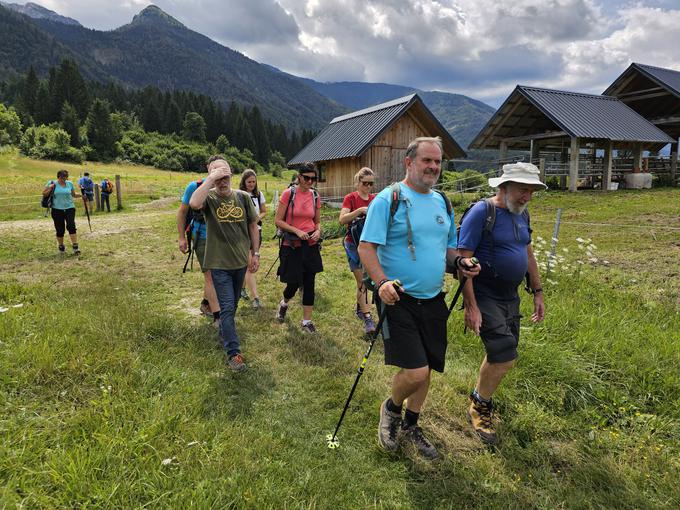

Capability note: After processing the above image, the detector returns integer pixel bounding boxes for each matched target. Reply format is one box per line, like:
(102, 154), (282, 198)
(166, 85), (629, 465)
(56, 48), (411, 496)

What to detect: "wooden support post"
(670, 141), (678, 187)
(115, 174), (123, 210)
(569, 137), (580, 192)
(633, 144), (643, 171)
(539, 158), (545, 183)
(603, 140), (613, 191)
(530, 140), (539, 163)
(499, 141), (508, 164)
(94, 184), (101, 211)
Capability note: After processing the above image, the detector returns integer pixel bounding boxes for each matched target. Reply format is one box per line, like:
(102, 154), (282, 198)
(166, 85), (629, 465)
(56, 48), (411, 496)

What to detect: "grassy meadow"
(0, 153), (679, 508)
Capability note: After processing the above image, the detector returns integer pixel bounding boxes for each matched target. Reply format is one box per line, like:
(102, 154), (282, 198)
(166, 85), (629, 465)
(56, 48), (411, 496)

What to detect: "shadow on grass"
(202, 364), (277, 420)
(279, 321), (348, 371)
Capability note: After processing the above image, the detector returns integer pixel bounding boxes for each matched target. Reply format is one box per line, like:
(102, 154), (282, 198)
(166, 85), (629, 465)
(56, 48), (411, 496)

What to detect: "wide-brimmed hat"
(488, 162), (547, 189)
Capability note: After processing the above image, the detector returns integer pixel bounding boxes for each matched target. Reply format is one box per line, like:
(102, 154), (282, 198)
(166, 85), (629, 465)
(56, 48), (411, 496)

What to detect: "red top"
(342, 191), (375, 243)
(279, 187), (322, 246)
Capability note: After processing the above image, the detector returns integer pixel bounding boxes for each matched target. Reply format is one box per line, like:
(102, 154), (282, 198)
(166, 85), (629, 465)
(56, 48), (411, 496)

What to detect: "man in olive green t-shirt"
(190, 156), (260, 372)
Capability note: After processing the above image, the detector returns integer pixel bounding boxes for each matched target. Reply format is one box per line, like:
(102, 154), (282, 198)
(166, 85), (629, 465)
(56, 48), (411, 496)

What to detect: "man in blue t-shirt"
(359, 136), (479, 460)
(78, 172), (95, 213)
(177, 167), (220, 326)
(457, 162), (546, 445)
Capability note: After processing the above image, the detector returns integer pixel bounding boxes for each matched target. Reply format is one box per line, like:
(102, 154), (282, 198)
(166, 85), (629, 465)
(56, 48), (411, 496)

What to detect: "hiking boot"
(240, 289), (250, 300)
(400, 425), (439, 460)
(212, 318), (220, 330)
(228, 353), (247, 372)
(301, 321), (317, 334)
(378, 398), (402, 453)
(72, 244), (81, 255)
(275, 302), (288, 323)
(252, 298), (261, 310)
(363, 313), (376, 335)
(58, 244), (66, 253)
(467, 394), (497, 445)
(199, 301), (212, 317)
(355, 303), (364, 321)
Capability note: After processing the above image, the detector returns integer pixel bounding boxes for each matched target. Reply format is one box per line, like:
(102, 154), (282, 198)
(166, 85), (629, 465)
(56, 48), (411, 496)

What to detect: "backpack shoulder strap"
(389, 182), (401, 220)
(434, 189), (452, 217)
(482, 198), (496, 235)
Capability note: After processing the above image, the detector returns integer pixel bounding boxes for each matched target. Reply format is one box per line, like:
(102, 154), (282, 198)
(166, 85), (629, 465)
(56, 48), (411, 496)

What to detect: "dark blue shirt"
(457, 201), (531, 296)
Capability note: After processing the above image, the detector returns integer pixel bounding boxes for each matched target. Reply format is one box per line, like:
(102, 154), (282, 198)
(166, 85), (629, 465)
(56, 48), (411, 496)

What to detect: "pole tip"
(326, 434), (339, 449)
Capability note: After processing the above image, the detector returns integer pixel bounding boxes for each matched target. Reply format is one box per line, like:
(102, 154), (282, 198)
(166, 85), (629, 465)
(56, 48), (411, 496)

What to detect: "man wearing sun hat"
(457, 161), (546, 445)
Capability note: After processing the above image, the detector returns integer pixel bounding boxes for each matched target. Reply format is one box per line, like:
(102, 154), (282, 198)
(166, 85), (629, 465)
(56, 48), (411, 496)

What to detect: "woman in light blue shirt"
(43, 169), (82, 254)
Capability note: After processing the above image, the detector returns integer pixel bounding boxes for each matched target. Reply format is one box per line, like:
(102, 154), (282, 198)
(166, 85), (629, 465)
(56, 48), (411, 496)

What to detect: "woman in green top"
(43, 169), (82, 254)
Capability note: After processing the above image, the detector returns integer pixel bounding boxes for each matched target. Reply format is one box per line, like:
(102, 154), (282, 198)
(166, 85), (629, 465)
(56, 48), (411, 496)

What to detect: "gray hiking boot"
(240, 288), (249, 300)
(301, 321), (317, 334)
(378, 398), (402, 453)
(276, 301), (288, 323)
(400, 425), (439, 460)
(363, 313), (376, 335)
(227, 353), (247, 372)
(252, 298), (261, 310)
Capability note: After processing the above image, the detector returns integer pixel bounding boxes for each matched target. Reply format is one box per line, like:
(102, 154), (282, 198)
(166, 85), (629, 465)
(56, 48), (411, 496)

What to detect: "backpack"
(275, 184), (320, 240)
(102, 180), (113, 194)
(362, 182), (454, 291)
(41, 181), (54, 209)
(456, 198), (531, 281)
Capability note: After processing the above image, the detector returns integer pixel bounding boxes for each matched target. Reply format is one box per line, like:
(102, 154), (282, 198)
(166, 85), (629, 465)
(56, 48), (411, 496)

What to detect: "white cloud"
(15, 1), (680, 106)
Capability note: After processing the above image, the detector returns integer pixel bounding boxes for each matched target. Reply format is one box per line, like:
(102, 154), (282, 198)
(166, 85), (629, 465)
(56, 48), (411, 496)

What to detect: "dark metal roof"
(604, 63), (680, 98)
(470, 85), (674, 149)
(288, 94), (465, 165)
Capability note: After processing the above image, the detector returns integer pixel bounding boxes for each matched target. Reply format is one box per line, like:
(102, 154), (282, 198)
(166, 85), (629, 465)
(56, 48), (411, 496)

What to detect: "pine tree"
(182, 112), (207, 143)
(86, 99), (117, 160)
(20, 66), (39, 122)
(34, 82), (51, 125)
(164, 100), (182, 134)
(248, 106), (271, 165)
(60, 101), (80, 148)
(52, 59), (90, 121)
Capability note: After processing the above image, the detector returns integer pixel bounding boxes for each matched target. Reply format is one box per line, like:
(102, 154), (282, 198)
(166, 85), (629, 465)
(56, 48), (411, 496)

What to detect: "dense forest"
(0, 58), (316, 173)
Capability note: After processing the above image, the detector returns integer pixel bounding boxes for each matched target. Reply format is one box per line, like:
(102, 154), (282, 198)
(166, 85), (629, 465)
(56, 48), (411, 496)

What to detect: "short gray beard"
(504, 193), (527, 215)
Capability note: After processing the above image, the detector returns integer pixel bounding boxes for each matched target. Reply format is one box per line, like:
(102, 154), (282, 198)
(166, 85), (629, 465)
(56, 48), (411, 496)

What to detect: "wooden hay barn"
(287, 94), (466, 199)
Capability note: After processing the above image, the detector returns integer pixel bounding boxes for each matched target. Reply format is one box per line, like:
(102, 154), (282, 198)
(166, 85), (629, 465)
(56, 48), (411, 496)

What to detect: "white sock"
(302, 319), (312, 325)
(280, 299), (287, 307)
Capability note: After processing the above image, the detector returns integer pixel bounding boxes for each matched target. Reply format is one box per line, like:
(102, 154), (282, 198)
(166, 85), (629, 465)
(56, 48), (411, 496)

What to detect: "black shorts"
(277, 242), (323, 284)
(477, 293), (522, 363)
(381, 292), (448, 373)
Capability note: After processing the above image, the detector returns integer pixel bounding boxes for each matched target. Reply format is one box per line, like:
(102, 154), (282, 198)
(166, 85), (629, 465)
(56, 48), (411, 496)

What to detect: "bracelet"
(531, 288), (543, 295)
(376, 279), (390, 291)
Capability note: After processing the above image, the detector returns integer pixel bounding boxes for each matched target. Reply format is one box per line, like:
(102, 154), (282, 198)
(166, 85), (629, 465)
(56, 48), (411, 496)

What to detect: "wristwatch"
(253, 252), (260, 257)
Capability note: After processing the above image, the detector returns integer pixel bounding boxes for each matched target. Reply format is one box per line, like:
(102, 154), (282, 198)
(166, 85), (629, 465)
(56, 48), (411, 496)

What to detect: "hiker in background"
(100, 177), (113, 213)
(189, 156), (260, 372)
(339, 167), (377, 334)
(274, 162), (323, 333)
(239, 169), (267, 309)
(177, 170), (220, 327)
(43, 169), (82, 255)
(359, 137), (479, 459)
(78, 172), (95, 214)
(457, 162), (546, 445)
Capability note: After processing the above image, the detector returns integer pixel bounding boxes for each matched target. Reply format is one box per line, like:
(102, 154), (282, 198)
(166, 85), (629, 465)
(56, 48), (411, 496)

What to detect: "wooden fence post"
(94, 184), (101, 211)
(115, 175), (123, 210)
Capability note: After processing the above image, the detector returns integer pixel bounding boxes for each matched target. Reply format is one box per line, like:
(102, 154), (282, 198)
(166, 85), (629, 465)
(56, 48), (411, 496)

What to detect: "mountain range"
(0, 2), (494, 148)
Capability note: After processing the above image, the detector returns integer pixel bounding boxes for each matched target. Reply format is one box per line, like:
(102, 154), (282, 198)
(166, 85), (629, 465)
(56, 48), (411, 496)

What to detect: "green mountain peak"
(130, 5), (184, 28)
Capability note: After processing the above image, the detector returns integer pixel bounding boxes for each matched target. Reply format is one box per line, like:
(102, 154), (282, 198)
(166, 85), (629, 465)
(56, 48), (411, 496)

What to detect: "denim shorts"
(343, 239), (361, 272)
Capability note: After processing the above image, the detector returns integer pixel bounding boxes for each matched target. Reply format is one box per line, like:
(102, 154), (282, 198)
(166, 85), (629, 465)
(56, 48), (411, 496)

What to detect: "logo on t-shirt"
(216, 200), (244, 222)
(436, 215), (445, 225)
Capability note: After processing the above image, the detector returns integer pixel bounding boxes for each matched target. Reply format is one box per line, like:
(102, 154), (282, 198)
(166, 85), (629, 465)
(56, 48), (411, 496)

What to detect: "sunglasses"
(360, 181), (374, 186)
(300, 174), (317, 182)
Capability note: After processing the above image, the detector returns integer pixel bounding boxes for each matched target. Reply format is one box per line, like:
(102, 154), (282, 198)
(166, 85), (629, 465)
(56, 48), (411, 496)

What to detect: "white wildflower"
(546, 278), (557, 285)
(12, 304), (23, 308)
(576, 237), (585, 243)
(588, 257), (598, 263)
(0, 307), (8, 313)
(536, 236), (544, 242)
(603, 260), (610, 265)
(187, 441), (200, 447)
(161, 457), (176, 466)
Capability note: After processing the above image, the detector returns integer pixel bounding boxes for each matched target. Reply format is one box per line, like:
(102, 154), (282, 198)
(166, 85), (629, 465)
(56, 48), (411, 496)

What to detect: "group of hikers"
(42, 136), (545, 458)
(171, 136), (546, 458)
(42, 170), (114, 254)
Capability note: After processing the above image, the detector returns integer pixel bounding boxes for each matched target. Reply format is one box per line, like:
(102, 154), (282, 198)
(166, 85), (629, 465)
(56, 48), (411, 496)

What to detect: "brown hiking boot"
(378, 398), (402, 453)
(467, 394), (497, 445)
(399, 425), (439, 460)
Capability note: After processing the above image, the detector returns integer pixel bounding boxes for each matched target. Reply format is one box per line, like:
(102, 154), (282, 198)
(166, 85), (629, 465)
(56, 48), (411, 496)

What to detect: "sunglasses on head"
(360, 180), (374, 186)
(300, 174), (317, 182)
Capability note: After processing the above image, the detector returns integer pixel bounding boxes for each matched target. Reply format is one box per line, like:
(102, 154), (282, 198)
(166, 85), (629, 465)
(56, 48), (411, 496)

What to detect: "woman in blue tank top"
(43, 169), (83, 254)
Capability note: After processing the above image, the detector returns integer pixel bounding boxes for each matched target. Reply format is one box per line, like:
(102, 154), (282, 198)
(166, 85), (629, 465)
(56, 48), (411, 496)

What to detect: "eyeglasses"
(360, 181), (374, 186)
(300, 174), (317, 182)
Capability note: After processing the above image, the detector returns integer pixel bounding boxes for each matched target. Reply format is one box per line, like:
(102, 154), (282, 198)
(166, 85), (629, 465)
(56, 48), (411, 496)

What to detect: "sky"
(20, 0), (680, 107)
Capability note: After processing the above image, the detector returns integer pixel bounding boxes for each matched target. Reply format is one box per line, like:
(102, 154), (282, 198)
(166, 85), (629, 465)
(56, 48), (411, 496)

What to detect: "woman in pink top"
(274, 163), (323, 333)
(339, 167), (376, 334)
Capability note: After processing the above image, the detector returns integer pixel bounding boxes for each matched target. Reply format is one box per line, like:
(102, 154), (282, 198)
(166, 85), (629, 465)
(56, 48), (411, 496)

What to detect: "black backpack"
(41, 181), (54, 209)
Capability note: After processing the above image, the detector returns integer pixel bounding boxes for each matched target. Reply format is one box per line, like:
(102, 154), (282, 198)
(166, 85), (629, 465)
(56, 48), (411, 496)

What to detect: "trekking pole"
(264, 255), (279, 278)
(81, 190), (92, 232)
(326, 280), (401, 449)
(447, 257), (479, 316)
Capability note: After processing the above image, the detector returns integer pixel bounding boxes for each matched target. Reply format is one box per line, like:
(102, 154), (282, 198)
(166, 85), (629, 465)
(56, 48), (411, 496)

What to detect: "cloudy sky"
(23, 0), (680, 106)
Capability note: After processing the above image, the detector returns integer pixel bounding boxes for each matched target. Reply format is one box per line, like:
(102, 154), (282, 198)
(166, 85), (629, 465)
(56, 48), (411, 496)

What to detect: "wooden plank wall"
(318, 112), (428, 197)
